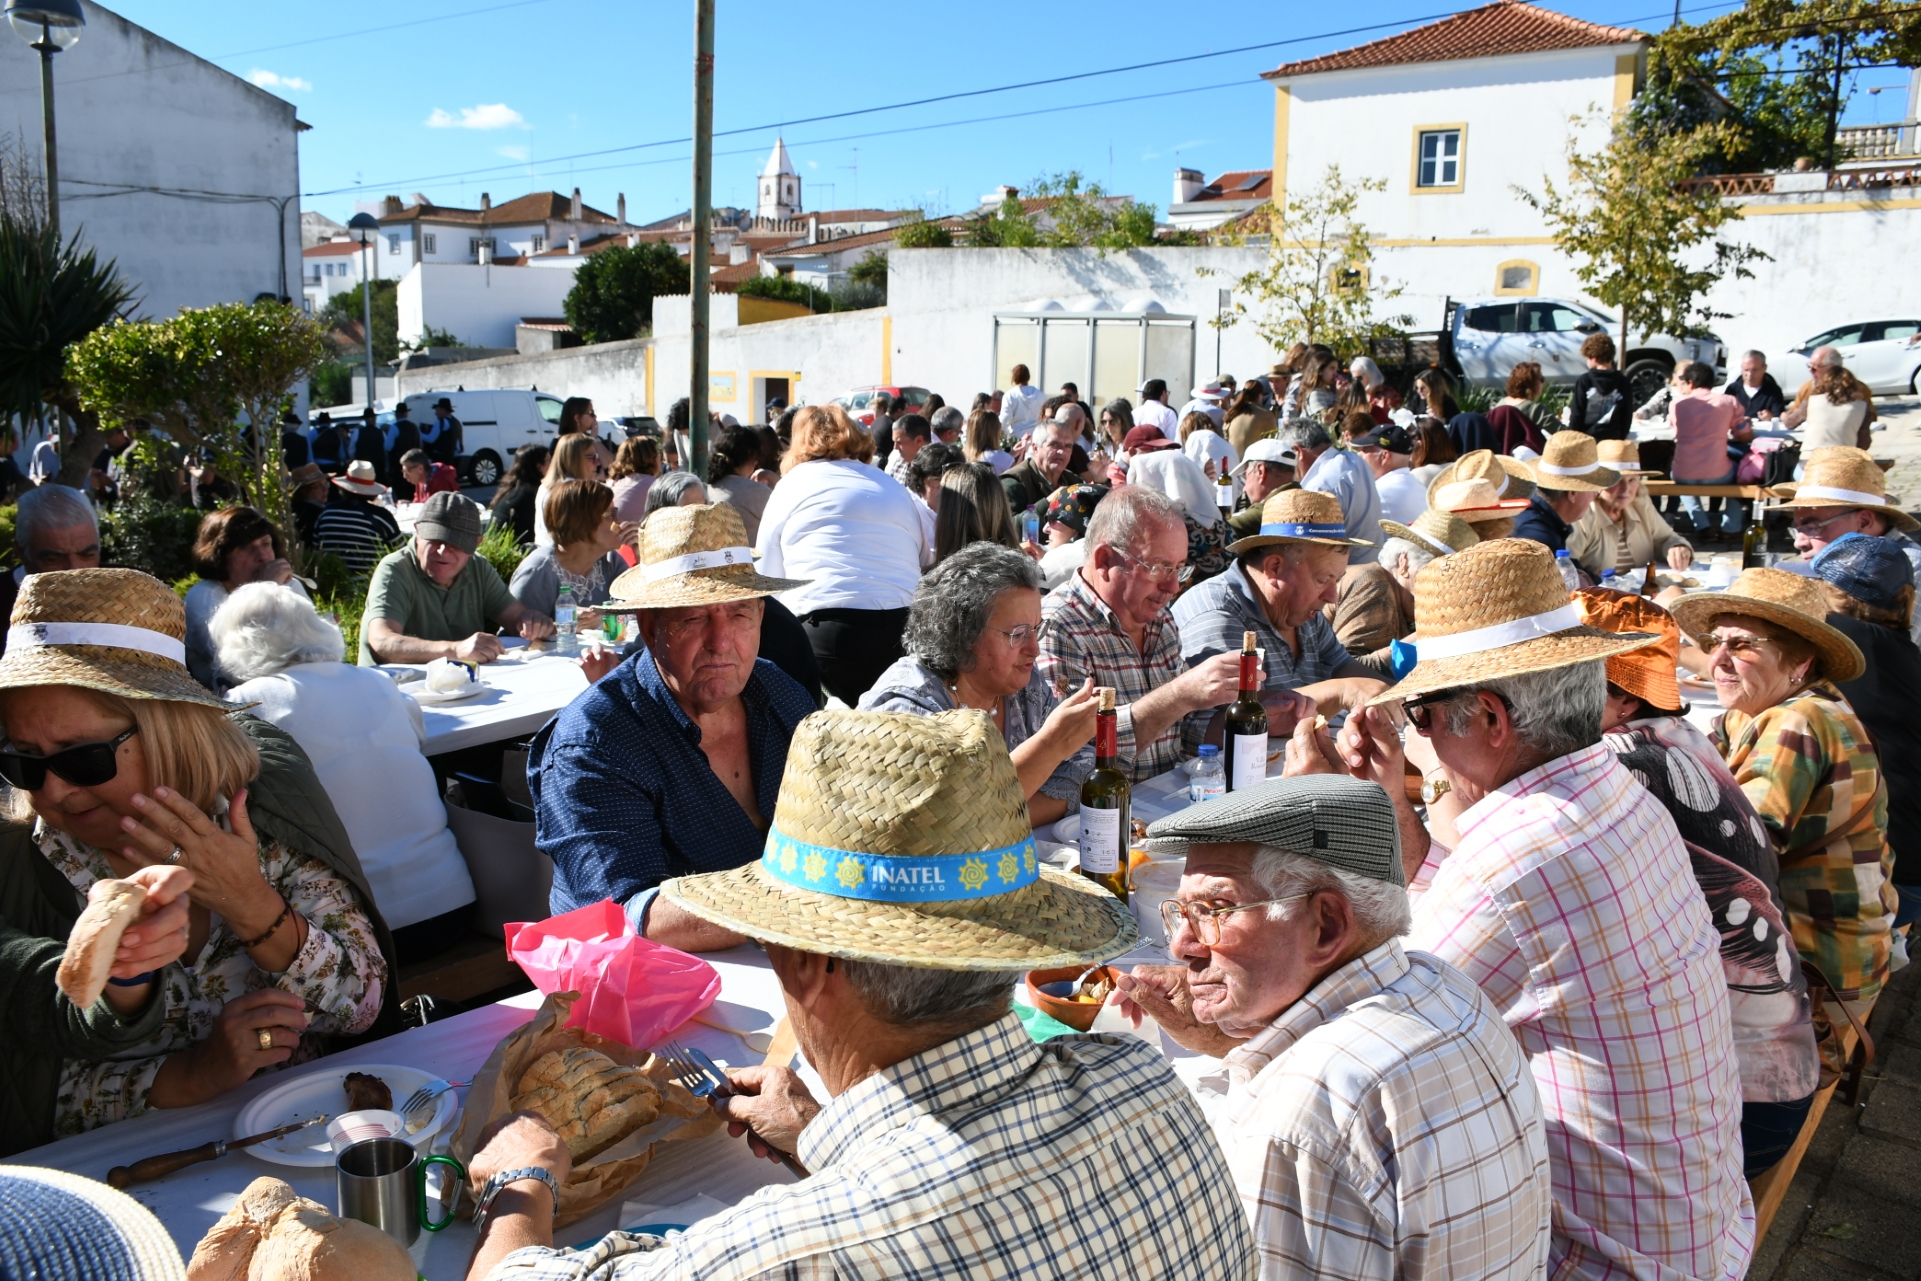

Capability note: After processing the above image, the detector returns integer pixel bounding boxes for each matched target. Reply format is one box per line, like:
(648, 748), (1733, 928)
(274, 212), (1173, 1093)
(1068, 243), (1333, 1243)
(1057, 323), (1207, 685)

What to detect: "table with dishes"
(377, 641), (599, 756)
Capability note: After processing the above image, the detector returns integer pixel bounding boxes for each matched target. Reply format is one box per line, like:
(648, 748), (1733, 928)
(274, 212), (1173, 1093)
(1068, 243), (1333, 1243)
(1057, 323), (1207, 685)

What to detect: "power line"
(211, 0), (558, 60)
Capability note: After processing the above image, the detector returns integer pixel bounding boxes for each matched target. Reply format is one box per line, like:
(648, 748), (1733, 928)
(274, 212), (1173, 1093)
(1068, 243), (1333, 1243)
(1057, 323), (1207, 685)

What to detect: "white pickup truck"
(1430, 297), (1727, 407)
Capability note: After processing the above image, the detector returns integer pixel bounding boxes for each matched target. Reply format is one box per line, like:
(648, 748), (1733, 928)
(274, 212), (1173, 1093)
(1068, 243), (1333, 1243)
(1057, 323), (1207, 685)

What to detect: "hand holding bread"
(57, 865), (196, 1008)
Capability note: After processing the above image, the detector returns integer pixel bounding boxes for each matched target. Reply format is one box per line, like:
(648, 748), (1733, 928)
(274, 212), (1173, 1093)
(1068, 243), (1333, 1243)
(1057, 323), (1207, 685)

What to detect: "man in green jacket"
(1001, 416), (1080, 515)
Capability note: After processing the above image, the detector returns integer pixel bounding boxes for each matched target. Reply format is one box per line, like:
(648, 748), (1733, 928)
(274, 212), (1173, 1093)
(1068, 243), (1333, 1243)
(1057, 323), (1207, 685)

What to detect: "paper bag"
(453, 990), (722, 1228)
(506, 900), (721, 1048)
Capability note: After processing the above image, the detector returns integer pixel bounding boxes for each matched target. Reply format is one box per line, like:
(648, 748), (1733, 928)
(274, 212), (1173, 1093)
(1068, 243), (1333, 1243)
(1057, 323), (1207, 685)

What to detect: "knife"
(685, 1045), (808, 1178)
(107, 1115), (327, 1189)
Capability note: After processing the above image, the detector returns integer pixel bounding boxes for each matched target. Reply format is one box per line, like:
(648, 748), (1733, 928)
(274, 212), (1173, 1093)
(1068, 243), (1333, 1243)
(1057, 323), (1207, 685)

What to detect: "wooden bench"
(1747, 996), (1875, 1240)
(1641, 480), (1777, 502)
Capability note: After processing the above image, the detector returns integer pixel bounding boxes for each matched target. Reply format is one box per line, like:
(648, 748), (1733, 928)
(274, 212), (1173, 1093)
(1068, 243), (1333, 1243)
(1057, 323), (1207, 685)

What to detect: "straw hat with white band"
(1225, 489), (1372, 555)
(662, 708), (1139, 969)
(1669, 567), (1865, 684)
(1426, 449), (1537, 505)
(1772, 446), (1918, 533)
(1366, 538), (1658, 705)
(603, 504), (808, 611)
(1595, 438), (1658, 478)
(1378, 508), (1480, 560)
(0, 568), (247, 711)
(1526, 431), (1620, 493)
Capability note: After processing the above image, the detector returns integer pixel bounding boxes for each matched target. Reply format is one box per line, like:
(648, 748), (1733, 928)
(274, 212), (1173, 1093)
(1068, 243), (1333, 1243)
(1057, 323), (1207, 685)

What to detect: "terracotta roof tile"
(377, 191), (620, 226)
(1186, 170), (1272, 202)
(303, 241), (362, 257)
(1263, 1), (1644, 79)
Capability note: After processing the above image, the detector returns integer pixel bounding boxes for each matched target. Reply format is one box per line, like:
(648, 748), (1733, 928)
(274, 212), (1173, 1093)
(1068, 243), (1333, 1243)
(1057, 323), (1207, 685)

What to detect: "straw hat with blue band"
(661, 708), (1139, 969)
(1226, 489), (1372, 555)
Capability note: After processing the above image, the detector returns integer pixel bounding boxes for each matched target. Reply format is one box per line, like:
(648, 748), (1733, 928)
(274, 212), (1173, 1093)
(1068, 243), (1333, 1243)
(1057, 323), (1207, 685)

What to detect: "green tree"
(964, 193), (1043, 247)
(1516, 114), (1768, 357)
(1631, 44), (1833, 172)
(309, 360), (354, 408)
(893, 215), (953, 249)
(563, 241), (687, 343)
(736, 274), (833, 312)
(847, 251), (889, 290)
(1211, 166), (1407, 359)
(405, 324), (467, 350)
(318, 279), (399, 364)
(1019, 171), (1163, 249)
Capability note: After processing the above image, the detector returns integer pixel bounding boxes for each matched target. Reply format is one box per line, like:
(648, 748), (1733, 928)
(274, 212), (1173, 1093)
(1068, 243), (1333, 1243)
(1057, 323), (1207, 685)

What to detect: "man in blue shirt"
(1510, 430), (1619, 561)
(529, 504), (813, 951)
(1286, 421), (1382, 564)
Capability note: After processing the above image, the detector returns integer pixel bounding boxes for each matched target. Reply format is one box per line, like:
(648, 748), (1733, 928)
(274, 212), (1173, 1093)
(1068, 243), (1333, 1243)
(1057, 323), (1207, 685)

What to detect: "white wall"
(0, 1), (301, 317)
(396, 261), (581, 348)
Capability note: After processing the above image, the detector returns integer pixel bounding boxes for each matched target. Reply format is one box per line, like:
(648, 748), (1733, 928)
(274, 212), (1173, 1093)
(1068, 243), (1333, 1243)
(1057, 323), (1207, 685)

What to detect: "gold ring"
(257, 1029), (274, 1051)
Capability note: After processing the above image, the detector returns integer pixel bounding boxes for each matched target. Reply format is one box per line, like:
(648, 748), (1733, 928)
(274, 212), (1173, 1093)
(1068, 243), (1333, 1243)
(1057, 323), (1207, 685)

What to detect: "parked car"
(832, 385), (932, 427)
(395, 389), (568, 487)
(602, 416), (662, 439)
(1773, 318), (1921, 397)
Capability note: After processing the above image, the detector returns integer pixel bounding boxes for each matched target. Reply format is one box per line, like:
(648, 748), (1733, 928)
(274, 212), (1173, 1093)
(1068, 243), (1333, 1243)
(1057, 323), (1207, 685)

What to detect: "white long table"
(392, 646), (596, 756)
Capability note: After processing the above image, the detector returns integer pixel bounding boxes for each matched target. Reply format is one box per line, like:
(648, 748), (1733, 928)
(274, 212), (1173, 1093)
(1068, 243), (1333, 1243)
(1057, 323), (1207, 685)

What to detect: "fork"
(662, 1042), (808, 1177)
(398, 1080), (468, 1128)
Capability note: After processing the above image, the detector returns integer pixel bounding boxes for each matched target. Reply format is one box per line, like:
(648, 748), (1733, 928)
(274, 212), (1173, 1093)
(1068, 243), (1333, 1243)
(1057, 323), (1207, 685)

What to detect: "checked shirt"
(1038, 571), (1188, 781)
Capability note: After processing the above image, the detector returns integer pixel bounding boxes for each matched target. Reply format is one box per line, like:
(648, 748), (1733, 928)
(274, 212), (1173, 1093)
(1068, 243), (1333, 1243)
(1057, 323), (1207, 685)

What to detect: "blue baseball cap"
(1811, 533), (1913, 611)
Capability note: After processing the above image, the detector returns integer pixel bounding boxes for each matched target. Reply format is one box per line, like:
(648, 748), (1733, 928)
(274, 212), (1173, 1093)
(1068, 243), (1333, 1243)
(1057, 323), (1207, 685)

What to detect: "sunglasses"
(0, 727), (138, 791)
(1401, 688), (1511, 731)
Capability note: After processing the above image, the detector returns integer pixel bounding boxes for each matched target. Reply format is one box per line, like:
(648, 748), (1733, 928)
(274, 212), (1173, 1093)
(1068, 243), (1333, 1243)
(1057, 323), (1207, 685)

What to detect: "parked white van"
(396, 389), (568, 487)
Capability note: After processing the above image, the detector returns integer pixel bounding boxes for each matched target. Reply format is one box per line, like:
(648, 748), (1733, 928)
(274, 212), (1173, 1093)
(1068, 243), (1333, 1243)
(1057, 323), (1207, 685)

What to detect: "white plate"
(1051, 815), (1083, 845)
(235, 1064), (457, 1166)
(407, 681), (489, 704)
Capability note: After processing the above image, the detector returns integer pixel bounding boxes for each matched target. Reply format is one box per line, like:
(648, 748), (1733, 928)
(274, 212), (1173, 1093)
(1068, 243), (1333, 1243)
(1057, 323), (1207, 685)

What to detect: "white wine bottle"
(1078, 687), (1130, 902)
(1222, 630), (1268, 792)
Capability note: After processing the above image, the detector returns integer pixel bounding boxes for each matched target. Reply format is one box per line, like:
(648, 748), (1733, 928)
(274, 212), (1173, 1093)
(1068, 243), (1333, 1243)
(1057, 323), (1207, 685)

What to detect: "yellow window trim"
(1271, 85), (1291, 210)
(1410, 123), (1467, 195)
(1493, 259), (1540, 296)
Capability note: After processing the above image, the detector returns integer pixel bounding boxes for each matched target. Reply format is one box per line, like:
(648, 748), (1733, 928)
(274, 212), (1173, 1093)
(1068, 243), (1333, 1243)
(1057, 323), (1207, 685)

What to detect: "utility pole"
(688, 0), (715, 478)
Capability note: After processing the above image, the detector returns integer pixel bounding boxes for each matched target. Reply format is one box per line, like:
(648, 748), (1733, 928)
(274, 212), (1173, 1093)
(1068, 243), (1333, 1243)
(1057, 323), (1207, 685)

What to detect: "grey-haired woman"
(858, 542), (1099, 826)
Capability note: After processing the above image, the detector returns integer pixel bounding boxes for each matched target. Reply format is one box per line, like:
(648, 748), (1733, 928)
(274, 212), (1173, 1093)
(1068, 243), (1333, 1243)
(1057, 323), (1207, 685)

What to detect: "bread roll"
(187, 1177), (300, 1281)
(510, 1046), (661, 1160)
(56, 878), (147, 1007)
(186, 1176), (414, 1281)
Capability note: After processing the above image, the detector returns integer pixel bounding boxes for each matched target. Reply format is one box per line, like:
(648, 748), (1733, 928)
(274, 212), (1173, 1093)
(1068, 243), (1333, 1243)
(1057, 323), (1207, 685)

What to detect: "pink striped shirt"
(1409, 743), (1754, 1281)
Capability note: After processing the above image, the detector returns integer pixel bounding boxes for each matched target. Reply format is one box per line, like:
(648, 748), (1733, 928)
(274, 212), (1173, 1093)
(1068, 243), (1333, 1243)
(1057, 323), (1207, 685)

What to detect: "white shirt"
(1178, 397), (1226, 428)
(184, 578), (311, 690)
(532, 480), (555, 546)
(1135, 397), (1181, 441)
(911, 493), (937, 568)
(227, 662), (476, 929)
(1038, 538), (1087, 591)
(756, 459), (925, 615)
(1373, 467), (1427, 526)
(980, 448), (1015, 475)
(1000, 383), (1045, 436)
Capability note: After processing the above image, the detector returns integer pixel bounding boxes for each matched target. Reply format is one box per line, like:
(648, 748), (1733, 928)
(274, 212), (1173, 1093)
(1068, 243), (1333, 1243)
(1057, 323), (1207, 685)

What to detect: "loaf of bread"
(186, 1176), (413, 1281)
(56, 878), (147, 1008)
(511, 1046), (661, 1160)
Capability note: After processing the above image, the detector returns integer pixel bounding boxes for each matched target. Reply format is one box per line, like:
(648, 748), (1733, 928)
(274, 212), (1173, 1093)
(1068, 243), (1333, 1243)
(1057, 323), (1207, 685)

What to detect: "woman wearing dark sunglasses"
(0, 569), (389, 1143)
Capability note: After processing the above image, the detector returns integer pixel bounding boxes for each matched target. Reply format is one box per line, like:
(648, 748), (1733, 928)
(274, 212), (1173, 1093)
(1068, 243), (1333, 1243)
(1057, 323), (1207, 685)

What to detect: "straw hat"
(661, 709), (1139, 969)
(1571, 588), (1683, 713)
(0, 1166), (187, 1281)
(1226, 489), (1371, 555)
(1773, 446), (1918, 532)
(1426, 449), (1537, 504)
(1379, 508), (1480, 559)
(1526, 431), (1620, 493)
(1595, 439), (1658, 477)
(1432, 477), (1529, 518)
(331, 459), (384, 497)
(605, 504), (807, 611)
(1669, 567), (1865, 683)
(0, 569), (244, 711)
(1366, 539), (1658, 705)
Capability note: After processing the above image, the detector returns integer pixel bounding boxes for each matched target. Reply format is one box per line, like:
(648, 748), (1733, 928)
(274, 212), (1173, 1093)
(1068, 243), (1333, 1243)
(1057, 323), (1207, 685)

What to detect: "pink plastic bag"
(505, 901), (721, 1048)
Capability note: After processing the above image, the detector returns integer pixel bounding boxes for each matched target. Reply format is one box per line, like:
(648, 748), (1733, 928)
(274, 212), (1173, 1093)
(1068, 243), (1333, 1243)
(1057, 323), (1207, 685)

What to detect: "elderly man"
(1350, 422), (1423, 525)
(882, 412), (930, 487)
(1331, 507), (1479, 676)
(1284, 421), (1382, 564)
(927, 403), (964, 447)
(1001, 413), (1079, 514)
(530, 504), (815, 952)
(1226, 438), (1298, 539)
(358, 491), (553, 665)
(466, 709), (1256, 1281)
(1510, 431), (1619, 559)
(1039, 486), (1247, 780)
(1315, 538), (1755, 1281)
(1726, 349), (1787, 421)
(1780, 445), (1921, 644)
(1171, 491), (1386, 746)
(1117, 776), (1551, 1280)
(0, 483), (102, 627)
(396, 448), (460, 502)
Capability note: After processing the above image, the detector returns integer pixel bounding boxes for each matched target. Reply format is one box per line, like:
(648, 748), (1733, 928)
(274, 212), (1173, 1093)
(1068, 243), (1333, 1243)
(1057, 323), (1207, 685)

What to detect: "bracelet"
(471, 1167), (560, 1236)
(106, 970), (158, 987)
(234, 899), (293, 950)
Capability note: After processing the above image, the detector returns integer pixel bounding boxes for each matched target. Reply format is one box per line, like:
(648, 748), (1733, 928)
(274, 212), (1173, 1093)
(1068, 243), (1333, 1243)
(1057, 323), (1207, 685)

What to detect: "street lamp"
(348, 212), (380, 411)
(5, 0), (84, 239)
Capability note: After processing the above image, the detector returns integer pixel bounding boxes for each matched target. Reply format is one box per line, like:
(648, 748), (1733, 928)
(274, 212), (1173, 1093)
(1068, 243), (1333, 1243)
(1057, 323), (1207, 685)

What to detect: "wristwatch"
(471, 1167), (561, 1236)
(1419, 775), (1452, 805)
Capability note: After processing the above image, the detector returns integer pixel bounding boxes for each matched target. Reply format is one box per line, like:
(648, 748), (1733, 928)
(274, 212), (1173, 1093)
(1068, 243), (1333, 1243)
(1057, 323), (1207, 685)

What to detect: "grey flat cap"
(1144, 775), (1403, 886)
(415, 492), (483, 554)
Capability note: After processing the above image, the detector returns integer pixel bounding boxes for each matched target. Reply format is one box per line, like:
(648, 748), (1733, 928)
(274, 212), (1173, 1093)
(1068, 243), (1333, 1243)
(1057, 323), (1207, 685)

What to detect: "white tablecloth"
(396, 647), (594, 756)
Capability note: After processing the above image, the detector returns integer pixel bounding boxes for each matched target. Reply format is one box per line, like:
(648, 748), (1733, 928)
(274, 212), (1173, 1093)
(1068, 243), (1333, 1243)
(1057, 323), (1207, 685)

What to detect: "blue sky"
(108, 0), (1915, 227)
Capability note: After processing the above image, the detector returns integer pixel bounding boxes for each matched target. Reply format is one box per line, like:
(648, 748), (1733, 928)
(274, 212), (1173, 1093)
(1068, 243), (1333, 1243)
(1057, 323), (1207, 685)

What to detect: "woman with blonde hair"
(933, 462), (1023, 564)
(535, 432), (610, 546)
(963, 409), (1014, 475)
(758, 404), (926, 704)
(608, 435), (661, 523)
(0, 569), (389, 1138)
(1785, 352), (1876, 451)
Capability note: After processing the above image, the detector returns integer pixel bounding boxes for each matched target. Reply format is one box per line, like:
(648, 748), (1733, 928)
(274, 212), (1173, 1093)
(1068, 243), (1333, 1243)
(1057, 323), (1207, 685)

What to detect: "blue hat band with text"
(762, 827), (1040, 902)
(1261, 521), (1349, 539)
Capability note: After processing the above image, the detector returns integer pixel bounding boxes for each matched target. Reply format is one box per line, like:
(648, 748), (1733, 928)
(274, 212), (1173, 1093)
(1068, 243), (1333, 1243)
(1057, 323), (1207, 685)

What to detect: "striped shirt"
(312, 500), (399, 575)
(1199, 940), (1551, 1281)
(1038, 571), (1188, 780)
(1409, 744), (1754, 1281)
(485, 1013), (1255, 1281)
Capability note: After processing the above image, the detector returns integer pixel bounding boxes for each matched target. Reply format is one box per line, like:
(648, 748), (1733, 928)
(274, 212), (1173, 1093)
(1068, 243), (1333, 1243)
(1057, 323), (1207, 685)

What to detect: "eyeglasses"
(1703, 632), (1774, 660)
(1160, 894), (1312, 946)
(1791, 510), (1858, 535)
(1402, 688), (1510, 731)
(0, 727), (138, 791)
(1111, 547), (1193, 584)
(986, 620), (1048, 646)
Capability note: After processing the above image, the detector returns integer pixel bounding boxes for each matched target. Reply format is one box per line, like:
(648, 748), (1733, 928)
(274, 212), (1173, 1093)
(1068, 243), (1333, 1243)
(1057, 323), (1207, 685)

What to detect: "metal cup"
(335, 1137), (465, 1249)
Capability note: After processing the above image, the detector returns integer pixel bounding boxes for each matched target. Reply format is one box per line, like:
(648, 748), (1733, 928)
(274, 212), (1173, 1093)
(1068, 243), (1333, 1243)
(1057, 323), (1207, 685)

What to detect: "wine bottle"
(1222, 631), (1269, 792)
(1077, 687), (1130, 902)
(1642, 558), (1659, 596)
(1741, 517), (1765, 569)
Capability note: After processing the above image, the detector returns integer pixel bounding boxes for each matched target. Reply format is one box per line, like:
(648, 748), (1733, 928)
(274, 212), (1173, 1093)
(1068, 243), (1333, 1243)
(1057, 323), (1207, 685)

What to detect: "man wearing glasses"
(1036, 487), (1248, 780)
(1777, 444), (1921, 645)
(1115, 775), (1551, 1280)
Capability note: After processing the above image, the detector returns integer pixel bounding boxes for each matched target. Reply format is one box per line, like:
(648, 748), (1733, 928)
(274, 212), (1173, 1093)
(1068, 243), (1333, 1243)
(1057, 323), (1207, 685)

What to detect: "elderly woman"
(0, 569), (388, 1136)
(1568, 440), (1694, 579)
(643, 469), (707, 520)
(1037, 483), (1107, 591)
(1331, 509), (1479, 677)
(858, 543), (1098, 826)
(1573, 588), (1821, 1175)
(1673, 568), (1896, 1017)
(213, 583), (477, 964)
(183, 507), (308, 690)
(509, 480), (632, 622)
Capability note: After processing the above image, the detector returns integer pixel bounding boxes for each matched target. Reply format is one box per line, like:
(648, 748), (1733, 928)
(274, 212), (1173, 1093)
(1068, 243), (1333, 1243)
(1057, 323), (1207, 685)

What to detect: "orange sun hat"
(1571, 587), (1683, 713)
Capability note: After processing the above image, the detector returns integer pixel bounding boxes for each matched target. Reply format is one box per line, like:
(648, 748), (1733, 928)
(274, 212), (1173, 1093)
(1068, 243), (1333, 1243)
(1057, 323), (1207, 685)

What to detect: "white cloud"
(425, 103), (529, 131)
(494, 144), (531, 162)
(247, 69), (312, 92)
(806, 160), (818, 170)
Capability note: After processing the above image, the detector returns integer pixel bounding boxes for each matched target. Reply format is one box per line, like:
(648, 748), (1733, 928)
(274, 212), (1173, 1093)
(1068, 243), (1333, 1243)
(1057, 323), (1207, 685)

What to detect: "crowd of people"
(1, 341), (1917, 1281)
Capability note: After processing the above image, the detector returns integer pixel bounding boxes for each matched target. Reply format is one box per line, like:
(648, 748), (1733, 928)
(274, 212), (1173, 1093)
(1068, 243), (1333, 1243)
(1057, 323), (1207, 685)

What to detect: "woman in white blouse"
(756, 404), (926, 706)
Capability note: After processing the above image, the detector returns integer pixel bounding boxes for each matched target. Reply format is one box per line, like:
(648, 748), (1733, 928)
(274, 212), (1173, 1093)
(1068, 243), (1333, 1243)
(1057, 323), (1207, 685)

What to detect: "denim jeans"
(1675, 463), (1746, 535)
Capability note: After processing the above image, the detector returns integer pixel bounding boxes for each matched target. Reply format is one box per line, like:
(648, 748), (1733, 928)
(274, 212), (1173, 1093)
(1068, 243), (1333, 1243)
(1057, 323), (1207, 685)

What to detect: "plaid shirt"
(1199, 940), (1550, 1281)
(485, 1014), (1255, 1281)
(1712, 683), (1896, 1001)
(1038, 571), (1189, 780)
(1408, 744), (1754, 1281)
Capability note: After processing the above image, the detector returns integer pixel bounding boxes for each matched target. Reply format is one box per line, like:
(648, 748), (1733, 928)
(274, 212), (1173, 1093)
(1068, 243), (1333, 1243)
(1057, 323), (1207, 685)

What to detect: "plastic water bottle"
(1555, 549), (1580, 594)
(1188, 745), (1226, 804)
(554, 584), (577, 655)
(1023, 511), (1040, 545)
